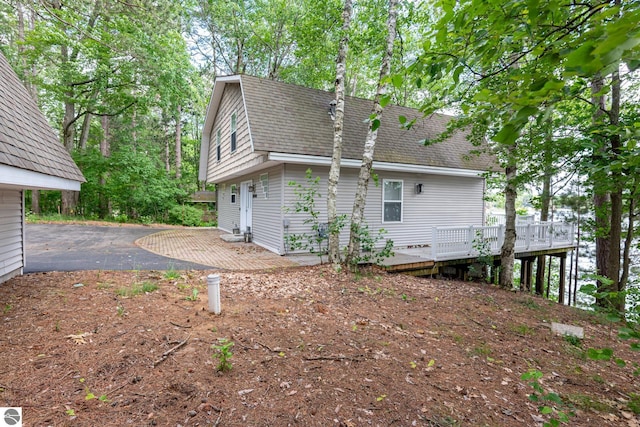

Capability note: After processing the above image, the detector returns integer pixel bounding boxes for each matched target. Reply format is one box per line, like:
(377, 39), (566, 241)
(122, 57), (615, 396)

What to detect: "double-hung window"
(383, 180), (403, 222)
(230, 112), (237, 152)
(216, 128), (221, 161)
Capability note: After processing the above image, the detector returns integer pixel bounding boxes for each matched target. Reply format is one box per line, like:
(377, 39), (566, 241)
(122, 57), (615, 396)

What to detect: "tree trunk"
(132, 107), (137, 150)
(535, 132), (552, 295)
(591, 74), (612, 308)
(175, 105), (182, 179)
(79, 112), (92, 151)
(607, 66), (623, 312)
(619, 179), (637, 292)
(18, 1), (41, 214)
(165, 123), (171, 174)
(99, 115), (111, 218)
(327, 0), (352, 267)
(499, 154), (517, 288)
(60, 47), (78, 215)
(345, 0), (398, 267)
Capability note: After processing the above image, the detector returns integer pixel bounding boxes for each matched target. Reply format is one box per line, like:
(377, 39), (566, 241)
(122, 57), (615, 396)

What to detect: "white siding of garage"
(0, 189), (24, 283)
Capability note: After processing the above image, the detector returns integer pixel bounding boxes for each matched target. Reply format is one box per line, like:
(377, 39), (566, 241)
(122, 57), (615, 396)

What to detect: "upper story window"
(216, 128), (221, 161)
(383, 179), (403, 222)
(230, 112), (237, 152)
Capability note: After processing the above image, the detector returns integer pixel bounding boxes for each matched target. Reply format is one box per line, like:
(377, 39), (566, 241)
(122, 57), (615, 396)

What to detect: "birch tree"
(327, 0), (352, 267)
(345, 0), (398, 267)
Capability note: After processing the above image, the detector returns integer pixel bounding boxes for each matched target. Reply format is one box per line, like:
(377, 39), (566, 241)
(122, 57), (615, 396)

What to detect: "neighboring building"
(0, 51), (85, 283)
(199, 75), (495, 255)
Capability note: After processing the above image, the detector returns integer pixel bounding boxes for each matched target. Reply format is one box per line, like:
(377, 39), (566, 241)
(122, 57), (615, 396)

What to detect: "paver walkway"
(136, 228), (300, 270)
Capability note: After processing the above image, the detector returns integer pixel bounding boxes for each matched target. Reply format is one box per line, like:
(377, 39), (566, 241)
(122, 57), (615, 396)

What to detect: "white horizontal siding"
(216, 181), (241, 233)
(282, 164), (485, 252)
(249, 166), (284, 253)
(0, 189), (24, 283)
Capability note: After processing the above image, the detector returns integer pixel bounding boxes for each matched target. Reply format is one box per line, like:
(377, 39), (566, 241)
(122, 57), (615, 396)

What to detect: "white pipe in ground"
(207, 274), (221, 314)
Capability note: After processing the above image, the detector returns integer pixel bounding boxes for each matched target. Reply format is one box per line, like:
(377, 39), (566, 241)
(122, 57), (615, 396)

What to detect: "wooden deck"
(383, 222), (575, 276)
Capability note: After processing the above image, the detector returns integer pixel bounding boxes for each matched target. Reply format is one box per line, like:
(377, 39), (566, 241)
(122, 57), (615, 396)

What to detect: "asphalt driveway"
(24, 223), (213, 272)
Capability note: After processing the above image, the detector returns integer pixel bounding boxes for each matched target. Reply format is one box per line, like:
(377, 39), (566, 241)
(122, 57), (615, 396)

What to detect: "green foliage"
(168, 205), (204, 227)
(346, 223), (394, 268)
(468, 230), (494, 282)
(116, 281), (159, 297)
(164, 268), (181, 280)
(628, 393), (640, 414)
(73, 147), (192, 223)
(185, 288), (199, 301)
(580, 284), (640, 375)
(521, 369), (575, 427)
(564, 334), (582, 348)
(284, 169), (330, 260)
(212, 338), (234, 372)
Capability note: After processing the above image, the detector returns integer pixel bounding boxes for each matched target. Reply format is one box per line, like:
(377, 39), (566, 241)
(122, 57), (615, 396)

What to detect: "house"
(199, 75), (495, 255)
(0, 51), (85, 283)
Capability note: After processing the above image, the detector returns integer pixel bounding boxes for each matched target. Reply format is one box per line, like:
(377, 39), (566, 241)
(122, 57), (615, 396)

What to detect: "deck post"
(558, 253), (566, 304)
(432, 227), (438, 261)
(525, 223), (531, 250)
(549, 223), (554, 248)
(468, 225), (474, 255)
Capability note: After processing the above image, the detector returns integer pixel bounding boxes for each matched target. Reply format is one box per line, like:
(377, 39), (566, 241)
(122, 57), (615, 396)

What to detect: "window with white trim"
(382, 180), (403, 222)
(230, 184), (237, 204)
(216, 128), (221, 161)
(230, 112), (237, 152)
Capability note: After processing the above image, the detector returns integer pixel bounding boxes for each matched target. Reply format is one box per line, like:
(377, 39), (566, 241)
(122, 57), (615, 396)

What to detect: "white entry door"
(240, 180), (253, 232)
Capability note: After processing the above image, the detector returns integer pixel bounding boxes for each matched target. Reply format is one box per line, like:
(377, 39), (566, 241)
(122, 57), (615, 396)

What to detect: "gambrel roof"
(0, 51), (85, 190)
(201, 74), (495, 178)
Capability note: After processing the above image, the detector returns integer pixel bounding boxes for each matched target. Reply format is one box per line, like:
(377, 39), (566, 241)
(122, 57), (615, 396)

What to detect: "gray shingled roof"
(239, 75), (495, 171)
(0, 52), (85, 183)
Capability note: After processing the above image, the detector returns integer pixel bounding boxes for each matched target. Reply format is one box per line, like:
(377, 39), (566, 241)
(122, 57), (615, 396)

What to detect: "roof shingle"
(0, 51), (85, 183)
(238, 75), (496, 171)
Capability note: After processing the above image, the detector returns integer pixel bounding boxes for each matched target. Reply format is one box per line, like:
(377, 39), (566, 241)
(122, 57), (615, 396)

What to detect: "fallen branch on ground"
(153, 334), (191, 367)
(303, 354), (365, 362)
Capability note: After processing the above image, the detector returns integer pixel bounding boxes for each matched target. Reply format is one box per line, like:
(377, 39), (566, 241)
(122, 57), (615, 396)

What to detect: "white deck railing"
(431, 222), (575, 261)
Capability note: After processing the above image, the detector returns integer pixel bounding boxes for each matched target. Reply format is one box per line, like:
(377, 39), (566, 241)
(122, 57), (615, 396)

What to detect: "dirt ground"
(1, 265), (638, 427)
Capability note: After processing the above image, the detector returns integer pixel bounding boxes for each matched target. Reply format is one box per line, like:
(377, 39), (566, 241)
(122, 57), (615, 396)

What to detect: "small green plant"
(3, 303), (12, 314)
(185, 288), (199, 301)
(55, 320), (60, 332)
(472, 342), (492, 357)
(116, 304), (125, 317)
(628, 392), (640, 414)
(518, 298), (541, 310)
(164, 268), (181, 280)
(468, 230), (494, 282)
(564, 334), (582, 347)
(521, 369), (574, 427)
(565, 393), (613, 413)
(116, 281), (158, 297)
(510, 324), (534, 336)
(401, 293), (415, 302)
(65, 408), (76, 417)
(346, 222), (395, 269)
(212, 338), (234, 372)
